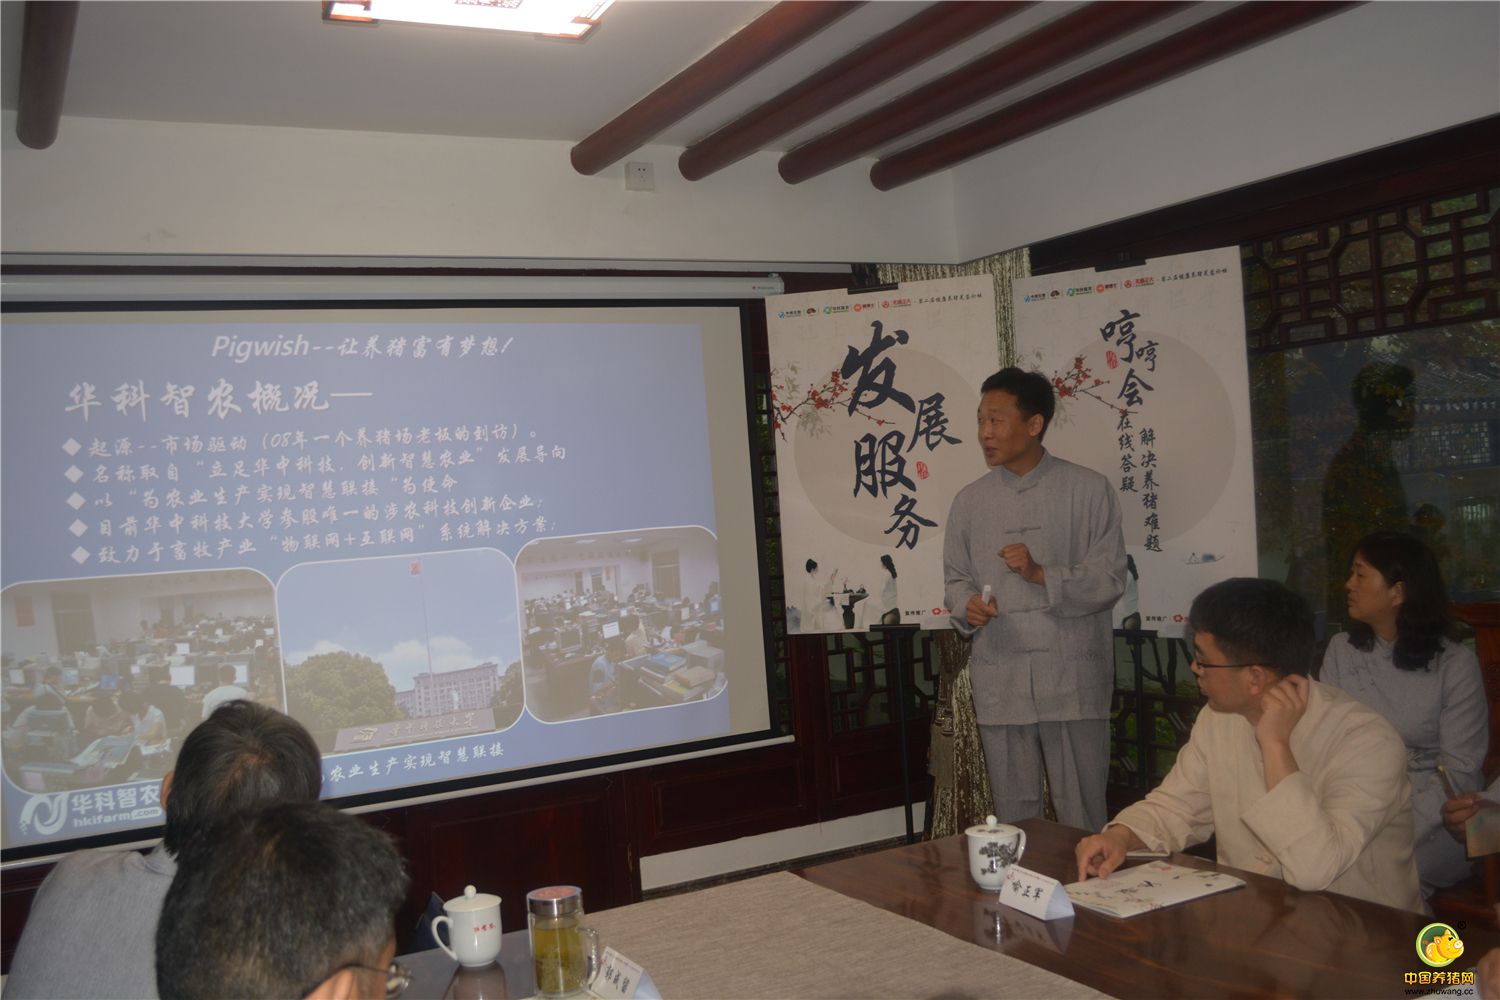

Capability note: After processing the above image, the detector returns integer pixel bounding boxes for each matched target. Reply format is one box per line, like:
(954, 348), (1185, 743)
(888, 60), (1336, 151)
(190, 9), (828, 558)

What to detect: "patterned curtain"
(874, 249), (1030, 369)
(875, 249), (1029, 837)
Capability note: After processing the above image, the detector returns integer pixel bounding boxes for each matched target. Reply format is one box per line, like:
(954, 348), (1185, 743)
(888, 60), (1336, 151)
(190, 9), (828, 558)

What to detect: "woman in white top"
(800, 558), (829, 633)
(1320, 530), (1488, 895)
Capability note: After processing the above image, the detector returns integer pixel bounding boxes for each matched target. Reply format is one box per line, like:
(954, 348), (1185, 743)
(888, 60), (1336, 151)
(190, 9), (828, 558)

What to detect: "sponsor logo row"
(774, 290), (987, 320)
(1021, 266), (1232, 303)
(774, 297), (915, 319)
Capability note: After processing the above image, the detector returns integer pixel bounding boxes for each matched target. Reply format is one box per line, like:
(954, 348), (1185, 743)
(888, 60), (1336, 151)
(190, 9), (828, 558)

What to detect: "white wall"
(951, 2), (1500, 260)
(0, 574), (273, 660)
(612, 557), (654, 598)
(0, 115), (957, 264)
(664, 533), (718, 605)
(518, 570), (582, 603)
(2, 7), (1497, 267)
(1, 591), (60, 660)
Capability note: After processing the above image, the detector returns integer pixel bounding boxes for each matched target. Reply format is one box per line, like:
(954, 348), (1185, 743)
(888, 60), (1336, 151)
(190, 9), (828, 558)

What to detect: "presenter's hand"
(1075, 826), (1135, 882)
(965, 594), (998, 627)
(999, 544), (1044, 585)
(1444, 792), (1497, 840)
(1254, 674), (1309, 750)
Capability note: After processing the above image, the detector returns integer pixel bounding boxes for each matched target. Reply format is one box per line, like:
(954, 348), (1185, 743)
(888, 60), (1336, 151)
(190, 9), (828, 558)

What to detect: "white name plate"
(1000, 865), (1074, 921)
(589, 947), (660, 1000)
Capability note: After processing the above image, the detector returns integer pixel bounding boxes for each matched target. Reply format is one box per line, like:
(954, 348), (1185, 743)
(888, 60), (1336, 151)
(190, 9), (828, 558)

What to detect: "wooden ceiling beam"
(870, 0), (1362, 191)
(16, 1), (80, 150)
(777, 1), (1191, 185)
(570, 1), (861, 177)
(678, 1), (1035, 183)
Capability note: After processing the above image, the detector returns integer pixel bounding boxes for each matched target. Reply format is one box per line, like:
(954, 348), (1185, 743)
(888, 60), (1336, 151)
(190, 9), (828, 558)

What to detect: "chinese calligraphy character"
(112, 381), (149, 421)
(206, 379), (242, 420)
(839, 320), (914, 414)
(1116, 369), (1155, 409)
(884, 493), (937, 549)
(853, 431), (914, 498)
(908, 392), (961, 451)
(67, 382), (100, 421)
(160, 383), (195, 418)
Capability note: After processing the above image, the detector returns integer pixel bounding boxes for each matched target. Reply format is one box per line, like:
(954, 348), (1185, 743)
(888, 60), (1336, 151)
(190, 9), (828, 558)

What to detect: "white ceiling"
(0, 0), (1233, 161)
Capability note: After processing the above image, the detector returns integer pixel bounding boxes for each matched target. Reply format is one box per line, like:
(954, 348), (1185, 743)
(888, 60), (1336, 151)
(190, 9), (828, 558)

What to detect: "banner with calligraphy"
(1012, 247), (1255, 637)
(767, 276), (997, 634)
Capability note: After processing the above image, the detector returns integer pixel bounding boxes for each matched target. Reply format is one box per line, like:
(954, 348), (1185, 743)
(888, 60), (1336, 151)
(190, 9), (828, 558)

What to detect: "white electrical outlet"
(624, 161), (655, 192)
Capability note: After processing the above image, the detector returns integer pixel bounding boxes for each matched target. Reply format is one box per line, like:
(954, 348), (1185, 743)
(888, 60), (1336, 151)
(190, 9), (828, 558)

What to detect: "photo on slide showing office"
(3, 568), (281, 795)
(0, 300), (777, 858)
(516, 526), (728, 724)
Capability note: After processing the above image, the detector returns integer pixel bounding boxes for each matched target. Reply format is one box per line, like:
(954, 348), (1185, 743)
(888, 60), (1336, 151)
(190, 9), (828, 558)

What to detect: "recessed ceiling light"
(325, 0), (614, 40)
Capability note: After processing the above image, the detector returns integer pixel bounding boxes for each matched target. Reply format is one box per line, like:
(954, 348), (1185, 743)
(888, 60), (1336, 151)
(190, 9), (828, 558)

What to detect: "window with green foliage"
(1244, 185), (1500, 629)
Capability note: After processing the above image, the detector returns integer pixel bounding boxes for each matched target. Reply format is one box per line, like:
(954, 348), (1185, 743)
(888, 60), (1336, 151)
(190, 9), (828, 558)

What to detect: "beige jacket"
(1111, 679), (1423, 912)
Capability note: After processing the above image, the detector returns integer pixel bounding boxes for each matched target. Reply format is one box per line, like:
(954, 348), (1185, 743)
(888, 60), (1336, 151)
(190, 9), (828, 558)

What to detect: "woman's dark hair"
(805, 558), (818, 573)
(880, 554), (896, 578)
(1346, 530), (1453, 671)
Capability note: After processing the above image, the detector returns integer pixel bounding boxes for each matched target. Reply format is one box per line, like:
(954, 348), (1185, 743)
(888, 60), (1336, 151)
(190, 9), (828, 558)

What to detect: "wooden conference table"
(402, 817), (1498, 998)
(799, 817), (1500, 999)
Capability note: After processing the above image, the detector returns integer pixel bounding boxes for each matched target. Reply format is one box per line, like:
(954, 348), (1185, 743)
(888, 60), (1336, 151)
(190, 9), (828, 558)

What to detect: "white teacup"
(433, 885), (503, 968)
(965, 814), (1027, 891)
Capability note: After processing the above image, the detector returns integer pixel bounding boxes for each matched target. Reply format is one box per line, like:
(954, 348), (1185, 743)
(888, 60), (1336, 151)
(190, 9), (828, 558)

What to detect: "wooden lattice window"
(1111, 179), (1500, 799)
(1242, 185), (1499, 350)
(749, 363), (794, 736)
(824, 631), (938, 736)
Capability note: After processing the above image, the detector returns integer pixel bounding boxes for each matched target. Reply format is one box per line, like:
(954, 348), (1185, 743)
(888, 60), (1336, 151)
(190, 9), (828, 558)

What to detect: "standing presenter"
(943, 367), (1126, 831)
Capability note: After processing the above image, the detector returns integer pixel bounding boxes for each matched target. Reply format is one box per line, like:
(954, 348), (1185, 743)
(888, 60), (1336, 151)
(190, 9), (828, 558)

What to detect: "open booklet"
(1063, 860), (1244, 918)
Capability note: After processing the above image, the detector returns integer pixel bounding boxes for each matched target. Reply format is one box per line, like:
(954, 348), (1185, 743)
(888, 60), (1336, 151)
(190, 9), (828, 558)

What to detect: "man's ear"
(159, 770), (174, 809)
(304, 967), (361, 1000)
(1027, 412), (1045, 440)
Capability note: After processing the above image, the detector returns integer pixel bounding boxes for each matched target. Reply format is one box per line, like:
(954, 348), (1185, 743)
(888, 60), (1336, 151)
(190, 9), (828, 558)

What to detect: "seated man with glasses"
(1075, 577), (1422, 912)
(156, 799), (411, 1000)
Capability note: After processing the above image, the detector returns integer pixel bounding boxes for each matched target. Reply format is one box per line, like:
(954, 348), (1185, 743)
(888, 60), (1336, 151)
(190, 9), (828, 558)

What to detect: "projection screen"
(1, 294), (778, 860)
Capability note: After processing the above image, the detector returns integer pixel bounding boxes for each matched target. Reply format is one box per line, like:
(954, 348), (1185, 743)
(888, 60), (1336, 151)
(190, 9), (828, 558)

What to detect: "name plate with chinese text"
(589, 947), (659, 1000)
(1000, 865), (1073, 921)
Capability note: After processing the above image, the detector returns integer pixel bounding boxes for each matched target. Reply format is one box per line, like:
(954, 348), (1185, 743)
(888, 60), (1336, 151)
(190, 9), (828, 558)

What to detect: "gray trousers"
(978, 719), (1110, 832)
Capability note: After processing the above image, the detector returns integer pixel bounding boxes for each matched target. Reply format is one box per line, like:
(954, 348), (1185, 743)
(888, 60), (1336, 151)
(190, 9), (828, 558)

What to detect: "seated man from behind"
(199, 663), (249, 719)
(156, 800), (409, 1000)
(1075, 577), (1422, 912)
(4, 701), (322, 999)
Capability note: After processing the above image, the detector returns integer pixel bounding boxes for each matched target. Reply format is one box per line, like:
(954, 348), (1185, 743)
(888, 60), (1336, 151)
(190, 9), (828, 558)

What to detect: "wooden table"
(798, 817), (1500, 999)
(400, 869), (1107, 999)
(401, 929), (533, 1000)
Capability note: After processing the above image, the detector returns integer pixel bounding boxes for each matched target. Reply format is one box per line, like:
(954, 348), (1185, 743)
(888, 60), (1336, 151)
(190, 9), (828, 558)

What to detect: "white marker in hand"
(981, 584), (992, 604)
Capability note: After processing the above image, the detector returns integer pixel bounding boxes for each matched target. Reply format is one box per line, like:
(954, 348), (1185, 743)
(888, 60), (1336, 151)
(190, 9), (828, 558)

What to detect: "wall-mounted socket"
(624, 161), (655, 192)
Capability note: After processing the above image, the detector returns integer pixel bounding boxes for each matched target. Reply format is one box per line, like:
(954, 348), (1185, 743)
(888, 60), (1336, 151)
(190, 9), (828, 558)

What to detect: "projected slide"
(1, 306), (766, 853)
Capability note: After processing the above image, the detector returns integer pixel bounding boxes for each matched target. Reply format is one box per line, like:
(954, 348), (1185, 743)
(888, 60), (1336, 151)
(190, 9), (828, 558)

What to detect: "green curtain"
(874, 250), (1030, 369)
(875, 249), (1029, 838)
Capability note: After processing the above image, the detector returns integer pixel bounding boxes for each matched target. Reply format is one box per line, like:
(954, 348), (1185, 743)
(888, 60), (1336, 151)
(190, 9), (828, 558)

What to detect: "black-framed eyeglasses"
(1190, 651), (1260, 670)
(329, 960), (410, 999)
(1184, 629), (1259, 670)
